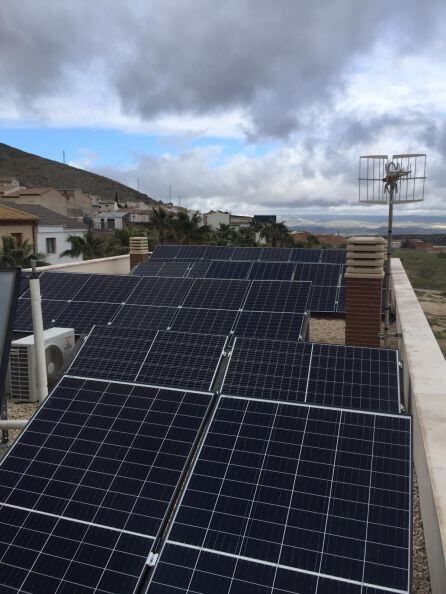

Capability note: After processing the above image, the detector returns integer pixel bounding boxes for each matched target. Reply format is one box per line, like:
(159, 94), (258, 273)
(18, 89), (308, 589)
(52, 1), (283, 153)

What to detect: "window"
(107, 218), (115, 230)
(10, 233), (23, 246)
(46, 238), (56, 254)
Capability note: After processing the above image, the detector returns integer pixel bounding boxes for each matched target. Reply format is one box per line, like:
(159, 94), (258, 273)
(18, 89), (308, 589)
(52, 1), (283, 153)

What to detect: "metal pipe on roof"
(29, 260), (48, 403)
(0, 419), (28, 430)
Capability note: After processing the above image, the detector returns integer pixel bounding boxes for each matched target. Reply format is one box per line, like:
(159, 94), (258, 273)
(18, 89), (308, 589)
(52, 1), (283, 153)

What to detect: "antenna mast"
(358, 153), (426, 346)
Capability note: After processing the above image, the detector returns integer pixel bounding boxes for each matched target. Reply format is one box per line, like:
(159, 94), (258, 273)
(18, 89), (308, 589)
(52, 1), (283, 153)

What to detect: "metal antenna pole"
(384, 186), (394, 347)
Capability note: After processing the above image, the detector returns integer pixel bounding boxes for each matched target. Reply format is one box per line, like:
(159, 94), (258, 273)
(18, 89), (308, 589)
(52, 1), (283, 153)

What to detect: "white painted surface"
(24, 254), (131, 275)
(205, 211), (230, 229)
(36, 224), (84, 264)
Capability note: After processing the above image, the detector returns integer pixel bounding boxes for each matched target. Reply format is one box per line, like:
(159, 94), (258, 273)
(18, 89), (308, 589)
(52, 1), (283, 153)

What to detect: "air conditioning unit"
(8, 328), (75, 402)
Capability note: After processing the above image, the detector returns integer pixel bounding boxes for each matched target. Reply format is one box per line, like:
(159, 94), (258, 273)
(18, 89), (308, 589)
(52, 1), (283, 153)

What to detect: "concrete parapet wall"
(24, 254), (131, 275)
(392, 258), (446, 593)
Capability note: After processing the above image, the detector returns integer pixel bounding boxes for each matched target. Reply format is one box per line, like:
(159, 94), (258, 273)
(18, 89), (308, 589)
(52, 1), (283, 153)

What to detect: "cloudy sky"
(1, 0), (445, 220)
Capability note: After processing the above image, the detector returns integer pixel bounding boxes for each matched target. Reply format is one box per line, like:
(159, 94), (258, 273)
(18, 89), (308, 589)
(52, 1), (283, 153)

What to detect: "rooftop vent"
(130, 236), (149, 270)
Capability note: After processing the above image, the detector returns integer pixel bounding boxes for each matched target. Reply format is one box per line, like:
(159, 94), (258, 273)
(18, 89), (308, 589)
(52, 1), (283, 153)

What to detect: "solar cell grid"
(126, 276), (194, 307)
(233, 311), (306, 342)
(243, 280), (311, 313)
(73, 274), (140, 304)
(205, 260), (252, 280)
(183, 279), (250, 310)
(289, 248), (322, 263)
(136, 330), (227, 392)
(260, 247), (292, 262)
(37, 272), (92, 301)
(0, 376), (211, 538)
(111, 305), (177, 331)
(131, 261), (164, 276)
(52, 301), (122, 335)
(150, 245), (182, 260)
(177, 245), (207, 260)
(13, 299), (68, 332)
(170, 308), (238, 335)
(248, 262), (295, 281)
(18, 273), (30, 296)
(294, 263), (342, 285)
(0, 506), (153, 594)
(157, 261), (190, 277)
(231, 247), (263, 261)
(155, 397), (411, 594)
(203, 246), (235, 260)
(309, 285), (338, 313)
(186, 261), (211, 278)
(321, 249), (347, 264)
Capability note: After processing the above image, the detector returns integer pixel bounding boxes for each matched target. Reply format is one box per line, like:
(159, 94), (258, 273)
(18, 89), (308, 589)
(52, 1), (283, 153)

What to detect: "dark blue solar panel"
(52, 301), (122, 335)
(0, 507), (152, 594)
(150, 245), (182, 260)
(337, 284), (346, 313)
(136, 331), (226, 392)
(187, 261), (211, 278)
(131, 261), (165, 276)
(289, 248), (322, 262)
(248, 262), (295, 280)
(309, 285), (338, 313)
(183, 279), (249, 310)
(231, 247), (263, 260)
(127, 277), (194, 307)
(294, 263), (342, 285)
(68, 325), (157, 382)
(177, 245), (207, 259)
(13, 299), (68, 332)
(233, 311), (306, 341)
(321, 249), (347, 264)
(73, 274), (140, 304)
(170, 308), (238, 335)
(36, 272), (92, 301)
(205, 261), (252, 280)
(203, 246), (235, 260)
(260, 247), (292, 261)
(243, 280), (311, 313)
(158, 261), (190, 277)
(111, 305), (177, 330)
(18, 272), (30, 296)
(223, 337), (312, 400)
(155, 398), (411, 594)
(307, 344), (400, 413)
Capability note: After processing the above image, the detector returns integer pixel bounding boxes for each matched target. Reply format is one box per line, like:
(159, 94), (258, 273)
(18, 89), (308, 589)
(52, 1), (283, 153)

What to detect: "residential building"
(204, 210), (254, 229)
(0, 176), (22, 195)
(93, 211), (130, 231)
(0, 202), (38, 246)
(1, 202), (87, 264)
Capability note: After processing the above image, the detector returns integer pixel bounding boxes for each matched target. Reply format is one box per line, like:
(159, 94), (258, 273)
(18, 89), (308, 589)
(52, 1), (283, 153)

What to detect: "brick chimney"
(344, 236), (386, 348)
(129, 236), (149, 270)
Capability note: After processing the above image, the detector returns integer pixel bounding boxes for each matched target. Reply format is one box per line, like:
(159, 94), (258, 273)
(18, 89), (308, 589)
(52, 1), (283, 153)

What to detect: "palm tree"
(172, 210), (212, 244)
(235, 226), (257, 247)
(60, 230), (104, 260)
(148, 207), (174, 244)
(260, 221), (292, 247)
(0, 236), (47, 267)
(214, 223), (237, 246)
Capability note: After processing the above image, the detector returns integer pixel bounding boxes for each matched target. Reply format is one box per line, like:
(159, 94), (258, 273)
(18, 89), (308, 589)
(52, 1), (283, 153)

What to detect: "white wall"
(205, 211), (230, 229)
(24, 254), (131, 275)
(37, 224), (84, 264)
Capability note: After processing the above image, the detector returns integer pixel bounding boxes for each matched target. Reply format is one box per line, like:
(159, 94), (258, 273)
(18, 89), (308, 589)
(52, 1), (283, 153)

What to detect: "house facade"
(0, 203), (38, 246)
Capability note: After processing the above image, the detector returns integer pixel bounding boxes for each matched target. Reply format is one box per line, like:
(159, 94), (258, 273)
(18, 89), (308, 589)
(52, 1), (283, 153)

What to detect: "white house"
(204, 210), (253, 230)
(93, 211), (130, 231)
(3, 202), (87, 264)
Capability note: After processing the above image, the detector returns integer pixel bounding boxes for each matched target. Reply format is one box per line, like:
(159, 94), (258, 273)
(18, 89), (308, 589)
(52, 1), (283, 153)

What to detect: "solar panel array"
(2, 244), (412, 594)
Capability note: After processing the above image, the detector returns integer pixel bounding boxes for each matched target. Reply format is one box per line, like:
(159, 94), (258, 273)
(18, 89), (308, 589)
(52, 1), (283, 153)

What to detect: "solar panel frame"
(182, 279), (250, 310)
(126, 277), (194, 307)
(205, 260), (252, 280)
(248, 262), (295, 281)
(243, 280), (311, 313)
(52, 301), (123, 335)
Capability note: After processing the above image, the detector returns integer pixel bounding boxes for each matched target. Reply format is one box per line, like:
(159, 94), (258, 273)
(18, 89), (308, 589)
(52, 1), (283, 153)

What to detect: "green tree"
(305, 233), (320, 248)
(172, 210), (212, 244)
(235, 226), (257, 247)
(0, 235), (47, 267)
(148, 207), (174, 244)
(214, 223), (237, 246)
(60, 230), (105, 260)
(260, 221), (292, 247)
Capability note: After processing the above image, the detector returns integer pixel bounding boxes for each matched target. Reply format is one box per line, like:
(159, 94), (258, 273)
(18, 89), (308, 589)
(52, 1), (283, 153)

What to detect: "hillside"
(0, 143), (161, 206)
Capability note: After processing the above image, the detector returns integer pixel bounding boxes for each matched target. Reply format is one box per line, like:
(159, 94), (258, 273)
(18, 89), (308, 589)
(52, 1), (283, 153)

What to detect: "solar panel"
(309, 285), (339, 313)
(205, 260), (252, 280)
(18, 272), (30, 296)
(73, 274), (140, 304)
(13, 299), (68, 332)
(158, 261), (191, 277)
(307, 344), (400, 413)
(203, 246), (235, 260)
(0, 506), (153, 594)
(248, 262), (295, 281)
(51, 301), (121, 335)
(233, 311), (307, 341)
(151, 397), (411, 594)
(336, 284), (346, 313)
(136, 331), (227, 392)
(36, 272), (92, 301)
(177, 245), (207, 259)
(223, 337), (312, 401)
(68, 326), (157, 382)
(294, 263), (342, 285)
(131, 261), (164, 276)
(231, 247), (263, 261)
(260, 247), (292, 261)
(126, 277), (194, 307)
(183, 279), (249, 310)
(187, 261), (211, 278)
(150, 245), (182, 260)
(111, 305), (178, 331)
(243, 280), (311, 313)
(321, 249), (347, 264)
(170, 308), (238, 335)
(289, 248), (322, 262)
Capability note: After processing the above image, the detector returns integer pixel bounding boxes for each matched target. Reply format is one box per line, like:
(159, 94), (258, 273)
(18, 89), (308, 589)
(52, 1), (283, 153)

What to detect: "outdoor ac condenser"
(8, 327), (75, 402)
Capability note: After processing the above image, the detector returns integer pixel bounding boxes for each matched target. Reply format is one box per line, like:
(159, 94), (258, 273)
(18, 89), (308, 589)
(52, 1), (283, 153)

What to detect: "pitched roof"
(0, 202), (87, 229)
(0, 202), (39, 223)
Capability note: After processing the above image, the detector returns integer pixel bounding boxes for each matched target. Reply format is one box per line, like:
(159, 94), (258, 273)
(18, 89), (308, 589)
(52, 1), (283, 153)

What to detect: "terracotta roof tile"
(0, 203), (39, 222)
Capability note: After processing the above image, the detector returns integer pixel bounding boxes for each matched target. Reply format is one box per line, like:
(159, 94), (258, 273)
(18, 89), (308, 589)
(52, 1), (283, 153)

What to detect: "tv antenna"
(358, 153), (426, 346)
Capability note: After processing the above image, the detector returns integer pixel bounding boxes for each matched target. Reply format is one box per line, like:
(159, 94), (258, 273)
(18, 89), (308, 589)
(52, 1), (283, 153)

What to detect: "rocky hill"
(0, 143), (161, 205)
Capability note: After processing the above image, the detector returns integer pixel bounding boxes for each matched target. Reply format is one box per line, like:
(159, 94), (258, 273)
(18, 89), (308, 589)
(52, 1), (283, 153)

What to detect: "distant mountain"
(0, 143), (162, 206)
